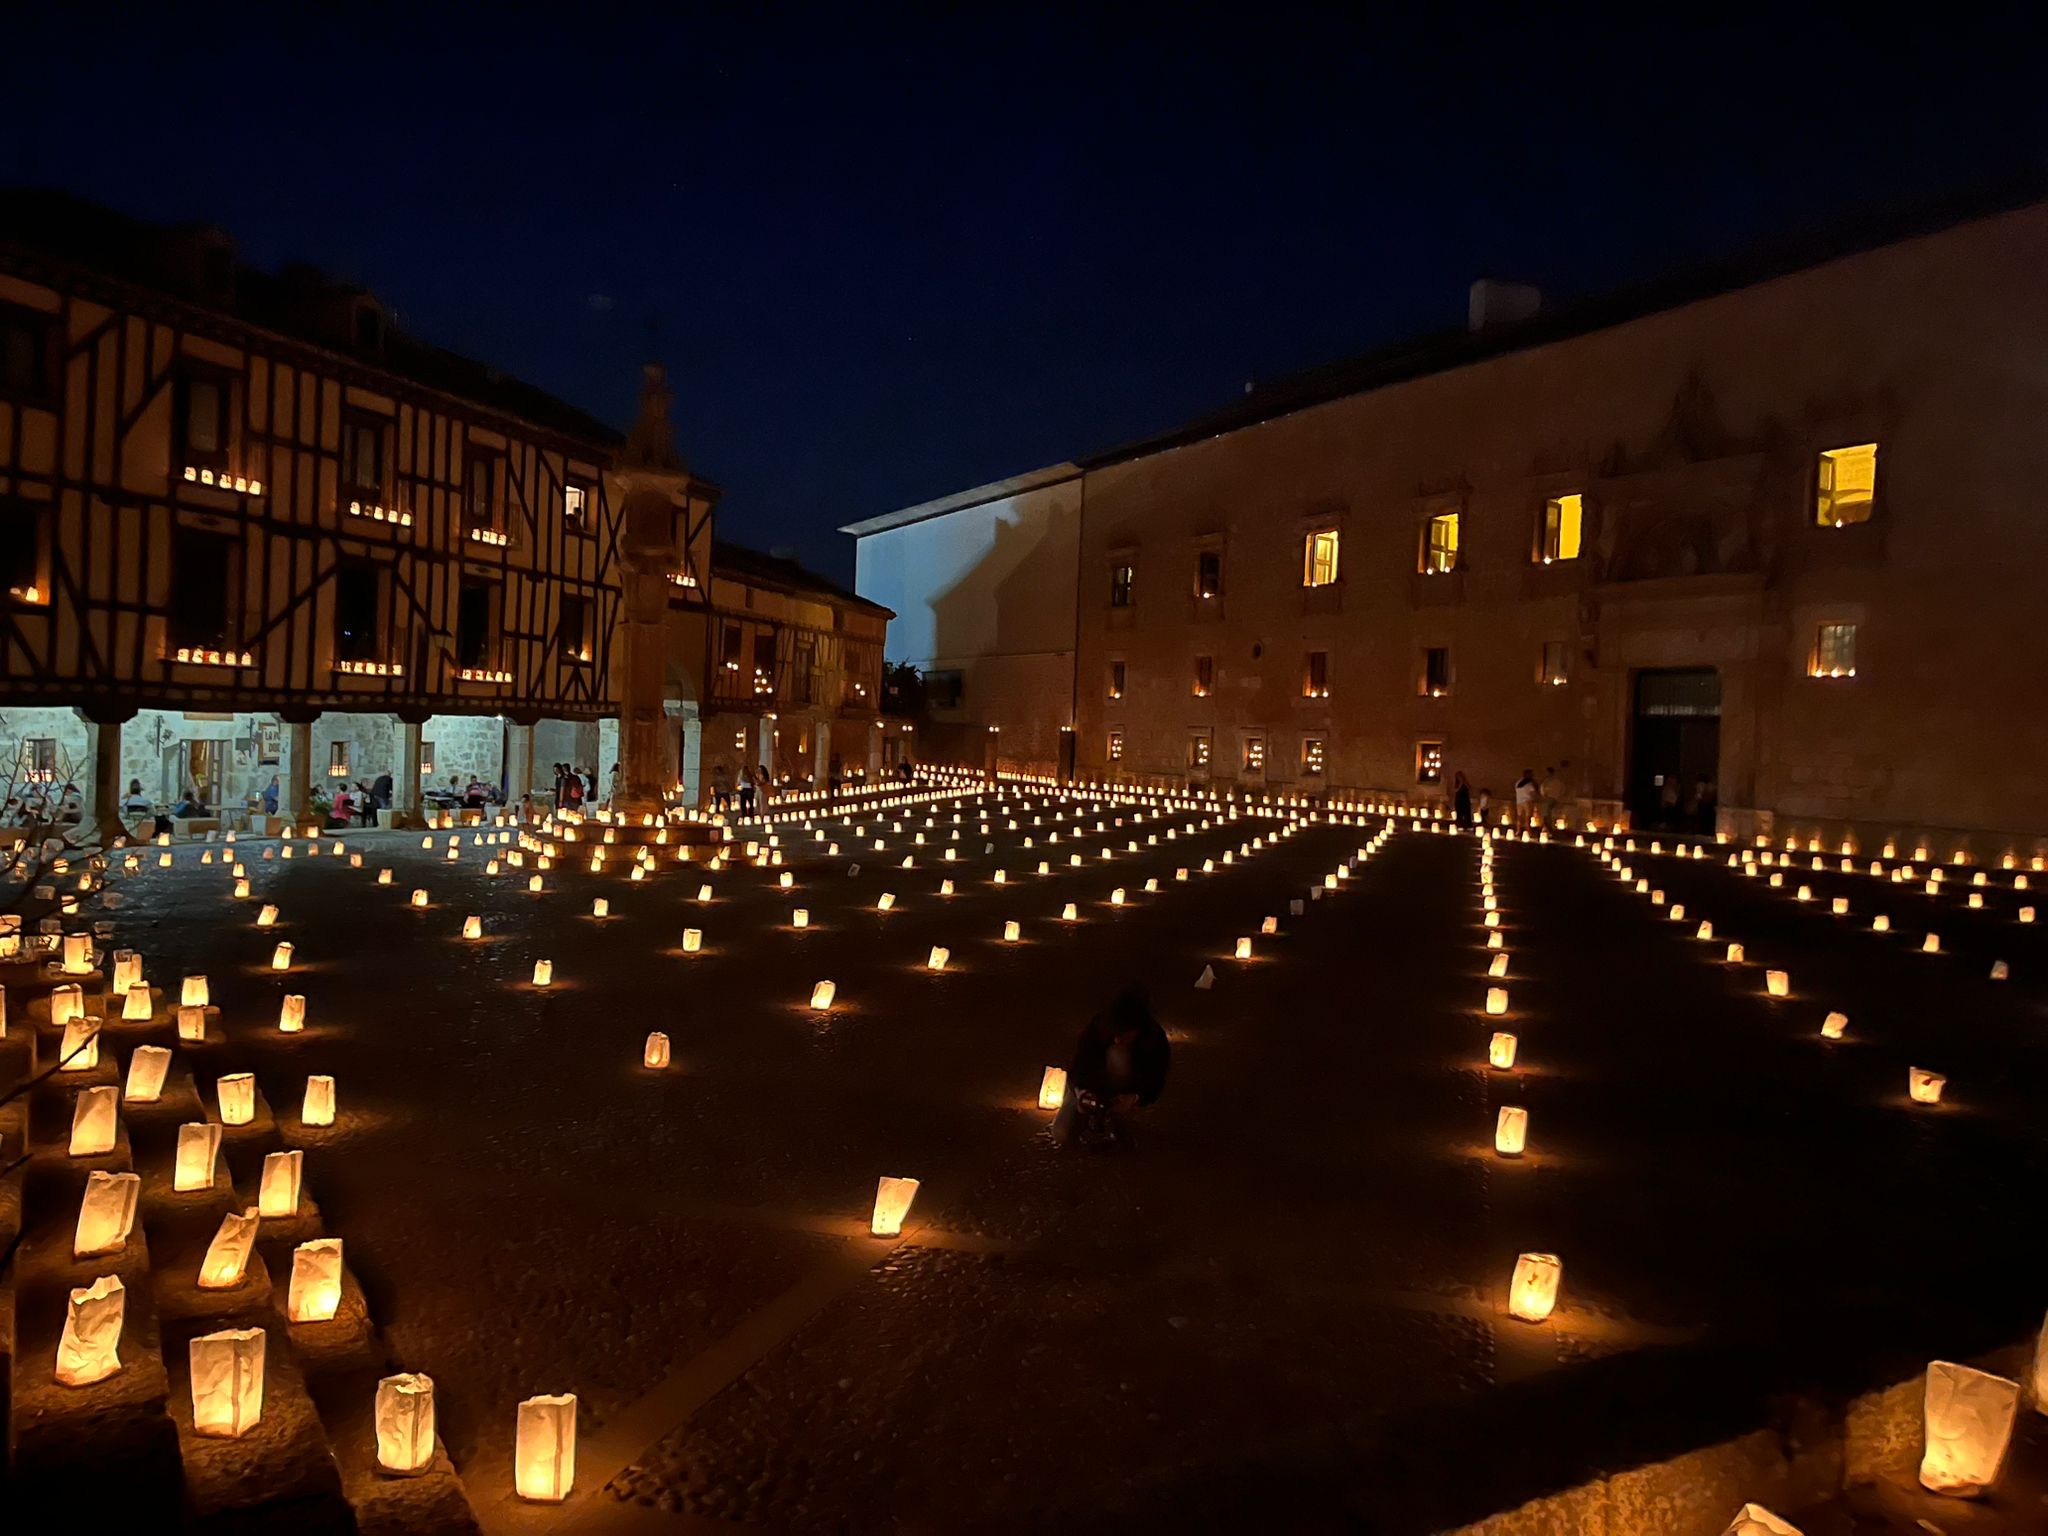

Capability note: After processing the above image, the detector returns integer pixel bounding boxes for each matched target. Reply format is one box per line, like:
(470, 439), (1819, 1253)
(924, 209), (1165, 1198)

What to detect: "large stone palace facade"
(0, 191), (888, 831)
(847, 194), (2048, 858)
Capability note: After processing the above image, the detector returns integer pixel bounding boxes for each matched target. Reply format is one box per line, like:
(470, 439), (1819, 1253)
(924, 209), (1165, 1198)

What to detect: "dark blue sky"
(6, 10), (2042, 579)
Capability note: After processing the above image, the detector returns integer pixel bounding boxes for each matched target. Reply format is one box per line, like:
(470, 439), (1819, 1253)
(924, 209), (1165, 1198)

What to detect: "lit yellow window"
(1302, 529), (1340, 587)
(1817, 444), (1876, 527)
(1810, 622), (1858, 679)
(1422, 512), (1459, 574)
(1539, 494), (1582, 562)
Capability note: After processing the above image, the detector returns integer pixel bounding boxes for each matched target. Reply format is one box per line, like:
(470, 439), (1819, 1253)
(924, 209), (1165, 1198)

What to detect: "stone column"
(505, 721), (535, 809)
(610, 365), (692, 820)
(392, 720), (424, 822)
(279, 720), (314, 827)
(678, 707), (702, 807)
(85, 710), (130, 847)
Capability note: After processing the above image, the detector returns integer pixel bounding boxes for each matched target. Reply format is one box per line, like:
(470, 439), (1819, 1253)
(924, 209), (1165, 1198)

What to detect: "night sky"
(5, 11), (2043, 579)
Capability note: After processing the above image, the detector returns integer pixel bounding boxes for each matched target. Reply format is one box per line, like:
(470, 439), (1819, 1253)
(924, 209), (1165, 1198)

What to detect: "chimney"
(1468, 278), (1542, 333)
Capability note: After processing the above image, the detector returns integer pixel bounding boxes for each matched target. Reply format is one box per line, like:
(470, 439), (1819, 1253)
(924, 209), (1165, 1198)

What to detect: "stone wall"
(421, 715), (504, 792)
(0, 705), (92, 788)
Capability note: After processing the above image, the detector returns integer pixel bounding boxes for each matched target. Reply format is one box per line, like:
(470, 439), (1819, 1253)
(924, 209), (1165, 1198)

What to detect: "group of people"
(1654, 772), (1718, 832)
(551, 762), (621, 812)
(708, 761), (771, 816)
(6, 781), (84, 828)
(1449, 764), (1569, 830)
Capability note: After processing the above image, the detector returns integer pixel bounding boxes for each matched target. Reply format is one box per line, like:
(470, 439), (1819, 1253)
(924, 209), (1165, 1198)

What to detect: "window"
(328, 741), (351, 778)
(0, 304), (55, 406)
(1302, 650), (1329, 699)
(1538, 494), (1583, 563)
(1416, 740), (1444, 786)
(176, 372), (230, 469)
(1187, 729), (1212, 770)
(333, 559), (383, 663)
(4, 502), (50, 604)
(340, 411), (384, 497)
(1107, 660), (1125, 700)
(168, 526), (238, 649)
(752, 631), (777, 696)
(1811, 622), (1858, 679)
(720, 623), (743, 671)
(421, 741), (436, 774)
(1195, 549), (1222, 598)
(20, 738), (58, 781)
(558, 595), (593, 662)
(1422, 646), (1451, 696)
(1242, 733), (1266, 772)
(1109, 563), (1134, 607)
(1192, 655), (1214, 698)
(464, 451), (500, 530)
(455, 578), (497, 667)
(1421, 512), (1460, 574)
(925, 670), (965, 709)
(1107, 729), (1124, 762)
(1301, 737), (1326, 776)
(1303, 529), (1340, 587)
(564, 482), (592, 534)
(1540, 641), (1571, 687)
(1816, 444), (1876, 528)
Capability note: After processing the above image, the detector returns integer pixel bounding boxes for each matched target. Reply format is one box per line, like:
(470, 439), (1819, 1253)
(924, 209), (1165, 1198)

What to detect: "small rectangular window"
(564, 483), (591, 532)
(1108, 660), (1125, 700)
(1110, 563), (1134, 607)
(559, 595), (593, 662)
(0, 305), (56, 406)
(455, 578), (496, 667)
(1107, 729), (1124, 762)
(1187, 729), (1212, 770)
(333, 559), (383, 663)
(1195, 549), (1222, 598)
(465, 451), (499, 530)
(1302, 529), (1340, 587)
(177, 373), (230, 468)
(1242, 734), (1265, 772)
(721, 624), (743, 671)
(1421, 513), (1460, 574)
(1416, 739), (1444, 786)
(328, 740), (351, 777)
(21, 738), (58, 780)
(1540, 641), (1571, 687)
(1811, 622), (1858, 679)
(421, 741), (436, 774)
(1301, 737), (1325, 777)
(752, 630), (777, 695)
(1302, 650), (1329, 699)
(168, 526), (239, 649)
(340, 411), (384, 497)
(1192, 655), (1214, 698)
(1817, 444), (1877, 528)
(1538, 494), (1583, 563)
(1422, 646), (1451, 696)
(3, 501), (50, 604)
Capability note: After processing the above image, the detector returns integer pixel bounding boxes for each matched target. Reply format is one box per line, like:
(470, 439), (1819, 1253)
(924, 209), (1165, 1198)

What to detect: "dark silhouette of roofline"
(712, 539), (893, 617)
(1076, 173), (2048, 471)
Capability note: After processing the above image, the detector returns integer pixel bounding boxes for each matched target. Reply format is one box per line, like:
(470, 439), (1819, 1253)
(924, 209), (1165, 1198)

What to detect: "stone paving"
(35, 784), (2048, 1533)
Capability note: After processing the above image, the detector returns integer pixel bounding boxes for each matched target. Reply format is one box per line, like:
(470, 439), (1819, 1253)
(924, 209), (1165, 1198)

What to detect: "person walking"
(1538, 765), (1563, 830)
(1452, 770), (1473, 828)
(1513, 769), (1539, 829)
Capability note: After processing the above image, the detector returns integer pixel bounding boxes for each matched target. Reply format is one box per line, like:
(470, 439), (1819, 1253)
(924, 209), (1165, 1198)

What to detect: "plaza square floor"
(47, 784), (2048, 1533)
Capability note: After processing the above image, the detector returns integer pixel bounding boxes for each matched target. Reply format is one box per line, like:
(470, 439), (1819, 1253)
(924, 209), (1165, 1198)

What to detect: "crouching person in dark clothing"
(1053, 985), (1170, 1150)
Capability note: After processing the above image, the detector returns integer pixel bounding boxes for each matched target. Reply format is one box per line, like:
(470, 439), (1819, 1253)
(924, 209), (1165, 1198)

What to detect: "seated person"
(462, 776), (489, 807)
(1053, 985), (1171, 1149)
(328, 785), (356, 828)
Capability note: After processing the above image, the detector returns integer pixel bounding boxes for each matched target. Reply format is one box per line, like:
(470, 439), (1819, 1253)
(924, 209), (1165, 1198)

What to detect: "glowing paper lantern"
(877, 893), (895, 912)
(56, 1275), (126, 1386)
(1508, 1252), (1562, 1323)
(871, 1175), (920, 1236)
(1990, 960), (2009, 981)
(1485, 987), (1508, 1015)
(1488, 954), (1509, 979)
(74, 1169), (141, 1257)
(270, 941), (293, 970)
(1919, 1361), (2020, 1495)
(1765, 969), (1789, 997)
(178, 1005), (207, 1043)
(234, 879), (251, 898)
(927, 946), (950, 971)
(1003, 920), (1021, 942)
(302, 1074), (336, 1127)
(1061, 902), (1078, 922)
(1721, 1504), (1803, 1536)
(592, 898), (609, 919)
(198, 1208), (260, 1288)
(175, 1122), (222, 1191)
(1488, 1032), (1517, 1070)
(1908, 1067), (1946, 1105)
(792, 908), (810, 929)
(1234, 937), (1252, 960)
(258, 1149), (303, 1218)
(376, 1373), (437, 1475)
(257, 904), (279, 927)
(1922, 933), (1941, 954)
(642, 1032), (672, 1070)
(279, 994), (306, 1033)
(532, 959), (553, 987)
(1494, 1105), (1528, 1157)
(410, 888), (428, 908)
(463, 915), (483, 940)
(810, 980), (836, 1012)
(189, 1327), (265, 1436)
(125, 1044), (172, 1103)
(288, 1238), (344, 1322)
(1111, 887), (1127, 906)
(1873, 915), (1891, 932)
(69, 1085), (118, 1156)
(1821, 1011), (1848, 1040)
(217, 1072), (256, 1126)
(515, 1394), (578, 1502)
(182, 975), (210, 1007)
(119, 984), (152, 1022)
(61, 931), (93, 973)
(1038, 1067), (1068, 1111)
(1832, 898), (1849, 915)
(697, 883), (713, 901)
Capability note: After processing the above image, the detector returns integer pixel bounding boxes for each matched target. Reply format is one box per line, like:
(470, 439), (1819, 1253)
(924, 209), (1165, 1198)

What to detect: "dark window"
(1, 305), (55, 406)
(752, 631), (776, 673)
(1423, 646), (1452, 696)
(1193, 655), (1214, 697)
(1195, 549), (1222, 598)
(1303, 651), (1329, 698)
(456, 578), (496, 667)
(177, 373), (230, 468)
(341, 412), (384, 497)
(559, 595), (592, 661)
(925, 670), (965, 709)
(1108, 660), (1125, 700)
(720, 623), (743, 670)
(1109, 563), (1133, 607)
(4, 501), (50, 603)
(168, 527), (238, 649)
(464, 451), (498, 528)
(333, 560), (382, 663)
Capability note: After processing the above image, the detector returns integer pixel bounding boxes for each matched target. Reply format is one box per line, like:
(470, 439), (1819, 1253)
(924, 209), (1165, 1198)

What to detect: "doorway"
(1629, 668), (1720, 831)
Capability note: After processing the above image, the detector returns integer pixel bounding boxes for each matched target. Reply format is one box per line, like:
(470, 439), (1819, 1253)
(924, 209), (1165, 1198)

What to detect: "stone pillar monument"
(610, 365), (690, 822)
